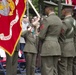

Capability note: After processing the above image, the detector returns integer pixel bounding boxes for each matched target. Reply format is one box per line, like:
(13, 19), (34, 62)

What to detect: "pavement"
(0, 69), (41, 75)
(17, 69), (41, 75)
(0, 63), (41, 75)
(17, 73), (41, 75)
(0, 72), (41, 75)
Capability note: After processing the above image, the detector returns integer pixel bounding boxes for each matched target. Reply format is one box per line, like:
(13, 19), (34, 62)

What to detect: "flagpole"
(26, 1), (29, 19)
(28, 0), (40, 18)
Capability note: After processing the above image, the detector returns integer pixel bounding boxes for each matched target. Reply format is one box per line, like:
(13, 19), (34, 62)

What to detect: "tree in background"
(29, 0), (66, 16)
(32, 0), (39, 11)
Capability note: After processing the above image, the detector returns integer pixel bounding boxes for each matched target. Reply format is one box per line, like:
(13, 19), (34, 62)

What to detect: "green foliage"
(32, 0), (39, 11)
(55, 7), (58, 15)
(31, 0), (65, 10)
(30, 0), (65, 16)
(61, 0), (65, 2)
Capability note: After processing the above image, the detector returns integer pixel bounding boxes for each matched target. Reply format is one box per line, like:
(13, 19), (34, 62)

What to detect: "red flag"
(0, 0), (26, 56)
(72, 0), (76, 5)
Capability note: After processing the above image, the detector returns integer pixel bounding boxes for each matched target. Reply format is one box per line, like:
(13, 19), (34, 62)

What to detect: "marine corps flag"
(0, 0), (26, 56)
(72, 0), (76, 5)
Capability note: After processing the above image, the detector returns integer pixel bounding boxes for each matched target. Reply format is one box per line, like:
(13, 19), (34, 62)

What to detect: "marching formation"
(19, 1), (76, 75)
(0, 0), (76, 75)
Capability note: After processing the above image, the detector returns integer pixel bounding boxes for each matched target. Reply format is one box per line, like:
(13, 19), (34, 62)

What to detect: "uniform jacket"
(39, 13), (62, 56)
(73, 19), (76, 53)
(21, 30), (37, 53)
(60, 16), (76, 57)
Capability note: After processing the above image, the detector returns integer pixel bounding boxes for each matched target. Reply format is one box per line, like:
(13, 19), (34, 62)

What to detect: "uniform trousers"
(73, 40), (76, 75)
(6, 51), (18, 75)
(24, 52), (36, 75)
(73, 57), (76, 75)
(58, 57), (73, 75)
(41, 56), (59, 75)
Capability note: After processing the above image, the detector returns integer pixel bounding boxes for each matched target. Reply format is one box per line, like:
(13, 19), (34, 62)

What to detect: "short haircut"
(45, 6), (55, 11)
(64, 8), (73, 13)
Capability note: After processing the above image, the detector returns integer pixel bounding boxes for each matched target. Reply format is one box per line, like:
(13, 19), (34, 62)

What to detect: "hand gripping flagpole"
(28, 0), (40, 18)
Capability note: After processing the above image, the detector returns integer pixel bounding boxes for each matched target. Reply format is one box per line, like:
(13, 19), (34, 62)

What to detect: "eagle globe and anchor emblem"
(0, 0), (19, 40)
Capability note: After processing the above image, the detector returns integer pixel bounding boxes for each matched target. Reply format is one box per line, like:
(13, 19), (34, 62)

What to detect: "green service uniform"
(58, 16), (76, 75)
(39, 13), (62, 75)
(73, 19), (76, 75)
(21, 29), (37, 75)
(6, 41), (20, 75)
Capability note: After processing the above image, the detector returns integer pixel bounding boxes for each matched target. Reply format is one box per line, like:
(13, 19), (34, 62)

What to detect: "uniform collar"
(65, 15), (72, 18)
(48, 12), (55, 16)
